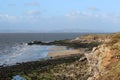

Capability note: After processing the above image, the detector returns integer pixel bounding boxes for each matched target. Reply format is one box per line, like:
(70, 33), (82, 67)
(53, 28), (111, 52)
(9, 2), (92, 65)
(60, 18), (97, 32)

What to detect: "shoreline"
(0, 45), (83, 67)
(0, 53), (86, 80)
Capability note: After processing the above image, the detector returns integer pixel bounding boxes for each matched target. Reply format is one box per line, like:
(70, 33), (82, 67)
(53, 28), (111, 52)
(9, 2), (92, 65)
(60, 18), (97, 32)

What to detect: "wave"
(0, 43), (53, 66)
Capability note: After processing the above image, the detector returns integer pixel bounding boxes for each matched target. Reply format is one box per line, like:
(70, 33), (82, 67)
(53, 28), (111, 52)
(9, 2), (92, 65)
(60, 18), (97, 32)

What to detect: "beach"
(47, 46), (86, 57)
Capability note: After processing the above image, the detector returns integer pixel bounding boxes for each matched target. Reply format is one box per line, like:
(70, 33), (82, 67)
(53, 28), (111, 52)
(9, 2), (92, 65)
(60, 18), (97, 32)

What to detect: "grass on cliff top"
(79, 34), (110, 40)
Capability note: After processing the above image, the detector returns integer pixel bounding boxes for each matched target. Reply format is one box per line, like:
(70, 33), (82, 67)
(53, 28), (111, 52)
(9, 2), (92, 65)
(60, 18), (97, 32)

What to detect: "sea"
(0, 33), (87, 66)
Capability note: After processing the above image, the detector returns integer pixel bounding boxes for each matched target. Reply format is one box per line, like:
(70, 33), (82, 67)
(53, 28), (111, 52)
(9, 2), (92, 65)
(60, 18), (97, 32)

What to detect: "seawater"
(0, 45), (54, 66)
(0, 33), (87, 66)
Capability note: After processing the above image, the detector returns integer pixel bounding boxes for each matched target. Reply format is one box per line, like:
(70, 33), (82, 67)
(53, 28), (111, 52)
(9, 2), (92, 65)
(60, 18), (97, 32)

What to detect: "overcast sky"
(0, 0), (120, 33)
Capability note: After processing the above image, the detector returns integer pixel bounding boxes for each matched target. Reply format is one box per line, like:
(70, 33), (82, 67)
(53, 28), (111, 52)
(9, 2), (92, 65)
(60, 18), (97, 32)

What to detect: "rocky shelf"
(0, 54), (89, 80)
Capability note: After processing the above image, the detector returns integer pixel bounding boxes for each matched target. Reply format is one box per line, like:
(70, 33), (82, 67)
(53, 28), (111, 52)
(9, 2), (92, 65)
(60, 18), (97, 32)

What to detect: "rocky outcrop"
(27, 39), (100, 50)
(85, 32), (120, 80)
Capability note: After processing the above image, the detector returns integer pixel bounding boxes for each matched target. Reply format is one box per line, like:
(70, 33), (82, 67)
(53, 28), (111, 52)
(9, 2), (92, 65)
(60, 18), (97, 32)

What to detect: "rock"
(85, 43), (115, 80)
(114, 55), (120, 59)
(92, 47), (97, 52)
(79, 57), (87, 61)
(27, 41), (45, 45)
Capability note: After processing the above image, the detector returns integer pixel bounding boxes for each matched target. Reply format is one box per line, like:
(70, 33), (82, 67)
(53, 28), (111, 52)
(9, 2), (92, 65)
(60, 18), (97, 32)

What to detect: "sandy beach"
(47, 46), (83, 57)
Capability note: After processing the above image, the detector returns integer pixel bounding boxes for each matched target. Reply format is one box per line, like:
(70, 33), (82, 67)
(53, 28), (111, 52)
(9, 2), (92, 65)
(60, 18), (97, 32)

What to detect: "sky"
(0, 0), (120, 33)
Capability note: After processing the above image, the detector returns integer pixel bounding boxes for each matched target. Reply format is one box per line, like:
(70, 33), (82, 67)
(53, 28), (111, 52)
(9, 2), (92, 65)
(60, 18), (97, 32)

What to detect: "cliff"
(85, 32), (120, 80)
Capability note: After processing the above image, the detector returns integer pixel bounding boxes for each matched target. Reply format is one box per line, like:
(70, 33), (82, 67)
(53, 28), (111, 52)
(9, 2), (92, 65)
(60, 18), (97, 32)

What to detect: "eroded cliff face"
(85, 44), (112, 80)
(85, 33), (120, 80)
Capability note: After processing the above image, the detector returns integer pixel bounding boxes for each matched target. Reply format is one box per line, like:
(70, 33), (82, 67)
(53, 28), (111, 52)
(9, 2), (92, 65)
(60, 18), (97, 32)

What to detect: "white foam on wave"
(0, 44), (54, 66)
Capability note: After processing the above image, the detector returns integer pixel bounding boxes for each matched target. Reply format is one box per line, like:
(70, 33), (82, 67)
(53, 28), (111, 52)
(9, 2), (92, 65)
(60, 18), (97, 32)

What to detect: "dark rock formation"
(27, 40), (100, 50)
